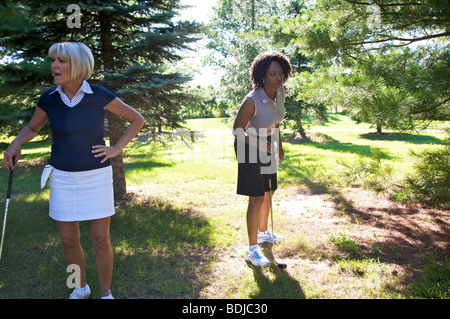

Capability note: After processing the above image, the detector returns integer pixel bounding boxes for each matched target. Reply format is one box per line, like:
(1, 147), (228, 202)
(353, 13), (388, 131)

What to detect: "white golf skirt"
(48, 166), (115, 222)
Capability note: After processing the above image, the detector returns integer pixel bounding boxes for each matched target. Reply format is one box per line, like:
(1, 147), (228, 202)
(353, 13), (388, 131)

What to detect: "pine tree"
(0, 0), (199, 198)
(206, 0), (280, 107)
(281, 0), (449, 130)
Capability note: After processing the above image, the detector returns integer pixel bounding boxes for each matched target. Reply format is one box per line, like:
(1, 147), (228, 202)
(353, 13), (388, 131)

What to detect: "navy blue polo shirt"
(37, 84), (117, 172)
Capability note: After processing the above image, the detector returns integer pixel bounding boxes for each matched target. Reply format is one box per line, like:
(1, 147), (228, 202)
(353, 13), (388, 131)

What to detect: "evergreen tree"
(280, 0), (449, 131)
(0, 0), (199, 197)
(206, 0), (280, 108)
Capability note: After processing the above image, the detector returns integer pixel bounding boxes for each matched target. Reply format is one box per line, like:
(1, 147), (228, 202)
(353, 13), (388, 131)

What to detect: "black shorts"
(234, 138), (277, 197)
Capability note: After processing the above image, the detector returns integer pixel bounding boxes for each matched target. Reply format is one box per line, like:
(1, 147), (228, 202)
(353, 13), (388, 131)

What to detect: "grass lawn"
(0, 115), (448, 299)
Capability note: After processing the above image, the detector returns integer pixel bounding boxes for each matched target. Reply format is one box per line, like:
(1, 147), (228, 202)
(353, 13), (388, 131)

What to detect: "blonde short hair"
(49, 42), (94, 81)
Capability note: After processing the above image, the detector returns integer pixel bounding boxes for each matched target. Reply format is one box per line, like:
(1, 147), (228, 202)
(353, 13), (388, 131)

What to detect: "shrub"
(400, 135), (449, 207)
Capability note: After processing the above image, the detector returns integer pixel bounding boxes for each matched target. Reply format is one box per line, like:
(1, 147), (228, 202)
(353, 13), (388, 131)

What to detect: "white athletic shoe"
(69, 284), (91, 299)
(245, 246), (270, 267)
(101, 290), (114, 299)
(257, 230), (285, 244)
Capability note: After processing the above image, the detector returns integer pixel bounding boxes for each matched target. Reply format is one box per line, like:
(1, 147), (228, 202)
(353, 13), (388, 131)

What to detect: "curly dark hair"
(249, 52), (292, 89)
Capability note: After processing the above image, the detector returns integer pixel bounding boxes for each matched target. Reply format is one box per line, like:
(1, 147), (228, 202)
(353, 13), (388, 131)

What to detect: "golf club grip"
(6, 156), (15, 199)
(6, 169), (14, 199)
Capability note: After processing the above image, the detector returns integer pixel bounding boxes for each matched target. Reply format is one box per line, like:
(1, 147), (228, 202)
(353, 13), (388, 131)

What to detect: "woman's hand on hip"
(92, 145), (121, 163)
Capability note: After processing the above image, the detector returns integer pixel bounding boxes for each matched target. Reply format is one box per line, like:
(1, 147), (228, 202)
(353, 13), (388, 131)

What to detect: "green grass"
(0, 115), (448, 299)
(407, 258), (450, 299)
(280, 126), (447, 186)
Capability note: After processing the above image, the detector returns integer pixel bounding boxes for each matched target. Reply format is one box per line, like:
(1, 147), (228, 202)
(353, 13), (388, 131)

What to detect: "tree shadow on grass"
(0, 192), (68, 298)
(111, 192), (218, 299)
(0, 149), (213, 299)
(359, 132), (444, 145)
(286, 132), (391, 159)
(247, 243), (306, 299)
(122, 139), (174, 173)
(0, 146), (220, 299)
(279, 149), (333, 194)
(335, 193), (450, 270)
(124, 153), (174, 172)
(280, 148), (449, 296)
(112, 191), (307, 299)
(0, 170), (216, 299)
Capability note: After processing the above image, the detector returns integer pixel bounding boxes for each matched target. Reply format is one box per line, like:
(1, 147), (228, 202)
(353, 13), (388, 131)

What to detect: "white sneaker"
(257, 230), (284, 244)
(101, 290), (114, 299)
(69, 284), (91, 299)
(245, 246), (270, 267)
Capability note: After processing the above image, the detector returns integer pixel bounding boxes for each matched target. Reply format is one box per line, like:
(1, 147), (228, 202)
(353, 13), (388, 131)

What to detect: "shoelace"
(251, 248), (265, 260)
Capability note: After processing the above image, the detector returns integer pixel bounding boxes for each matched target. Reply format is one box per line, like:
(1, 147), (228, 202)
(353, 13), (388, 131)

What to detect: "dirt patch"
(129, 181), (449, 298)
(276, 184), (449, 283)
(337, 187), (449, 273)
(224, 184), (449, 297)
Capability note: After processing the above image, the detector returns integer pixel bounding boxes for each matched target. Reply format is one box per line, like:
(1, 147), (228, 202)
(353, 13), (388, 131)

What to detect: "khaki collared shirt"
(244, 87), (285, 138)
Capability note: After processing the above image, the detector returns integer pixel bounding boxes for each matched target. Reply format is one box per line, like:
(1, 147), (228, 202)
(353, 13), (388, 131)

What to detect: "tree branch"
(345, 1), (425, 7)
(350, 31), (450, 47)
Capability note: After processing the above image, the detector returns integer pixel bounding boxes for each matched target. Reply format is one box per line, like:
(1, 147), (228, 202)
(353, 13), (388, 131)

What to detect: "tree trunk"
(376, 124), (382, 134)
(314, 108), (327, 122)
(107, 111), (127, 198)
(99, 11), (127, 199)
(296, 101), (308, 140)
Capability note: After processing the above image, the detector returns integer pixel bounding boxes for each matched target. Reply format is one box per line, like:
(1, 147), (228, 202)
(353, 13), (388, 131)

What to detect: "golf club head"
(275, 261), (287, 269)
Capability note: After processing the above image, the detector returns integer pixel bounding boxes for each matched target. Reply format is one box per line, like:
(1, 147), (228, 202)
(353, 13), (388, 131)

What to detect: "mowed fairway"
(0, 115), (448, 299)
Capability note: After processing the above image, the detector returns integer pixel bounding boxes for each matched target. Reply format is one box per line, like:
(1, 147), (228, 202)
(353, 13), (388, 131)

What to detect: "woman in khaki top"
(233, 52), (292, 267)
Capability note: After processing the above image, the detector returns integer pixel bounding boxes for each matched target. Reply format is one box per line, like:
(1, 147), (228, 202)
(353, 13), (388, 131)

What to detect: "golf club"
(0, 158), (15, 261)
(268, 178), (287, 269)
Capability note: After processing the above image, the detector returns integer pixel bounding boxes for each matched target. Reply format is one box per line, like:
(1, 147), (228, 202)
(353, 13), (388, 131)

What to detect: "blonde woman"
(3, 42), (144, 298)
